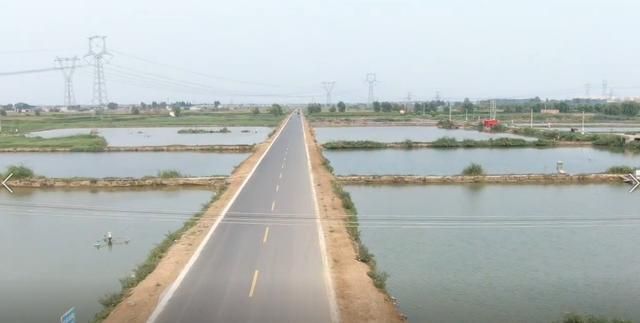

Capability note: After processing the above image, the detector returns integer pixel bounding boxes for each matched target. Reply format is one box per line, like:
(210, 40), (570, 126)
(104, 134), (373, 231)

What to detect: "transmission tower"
(55, 56), (79, 107)
(321, 81), (336, 107)
(584, 83), (591, 99)
(366, 73), (377, 107)
(602, 80), (608, 98)
(84, 36), (112, 107)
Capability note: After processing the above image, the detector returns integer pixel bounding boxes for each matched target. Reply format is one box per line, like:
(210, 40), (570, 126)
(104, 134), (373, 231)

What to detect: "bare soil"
(103, 124), (280, 323)
(304, 120), (405, 323)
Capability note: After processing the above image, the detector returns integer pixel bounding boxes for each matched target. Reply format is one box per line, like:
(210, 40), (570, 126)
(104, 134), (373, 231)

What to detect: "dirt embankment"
(337, 174), (626, 185)
(0, 145), (254, 153)
(11, 176), (228, 189)
(103, 122), (284, 323)
(311, 119), (438, 127)
(304, 121), (405, 323)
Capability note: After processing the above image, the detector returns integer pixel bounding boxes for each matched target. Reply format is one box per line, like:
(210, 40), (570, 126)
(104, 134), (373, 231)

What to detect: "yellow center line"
(248, 270), (259, 298)
(263, 226), (270, 243)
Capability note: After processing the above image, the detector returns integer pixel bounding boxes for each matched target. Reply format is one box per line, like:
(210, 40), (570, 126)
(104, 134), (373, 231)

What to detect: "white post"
(448, 103), (452, 121)
(581, 110), (585, 135)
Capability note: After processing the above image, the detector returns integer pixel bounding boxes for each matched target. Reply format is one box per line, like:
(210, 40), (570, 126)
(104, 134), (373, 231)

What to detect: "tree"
(131, 107), (140, 115)
(337, 101), (346, 112)
(381, 102), (393, 113)
(621, 101), (640, 116)
(214, 101), (221, 108)
(269, 104), (284, 116)
(172, 106), (182, 117)
(329, 106), (337, 113)
(107, 102), (118, 110)
(251, 107), (260, 114)
(372, 101), (381, 112)
(307, 103), (322, 114)
(462, 98), (475, 113)
(0, 110), (6, 116)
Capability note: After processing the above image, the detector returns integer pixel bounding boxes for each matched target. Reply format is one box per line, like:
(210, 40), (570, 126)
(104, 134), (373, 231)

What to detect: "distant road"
(150, 114), (334, 323)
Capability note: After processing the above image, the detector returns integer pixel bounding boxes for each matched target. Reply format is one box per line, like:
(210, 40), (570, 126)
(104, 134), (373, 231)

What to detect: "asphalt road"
(151, 114), (333, 323)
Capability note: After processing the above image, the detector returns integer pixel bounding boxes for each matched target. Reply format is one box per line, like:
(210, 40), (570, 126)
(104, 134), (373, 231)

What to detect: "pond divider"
(336, 173), (625, 185)
(11, 176), (228, 188)
(0, 144), (254, 153)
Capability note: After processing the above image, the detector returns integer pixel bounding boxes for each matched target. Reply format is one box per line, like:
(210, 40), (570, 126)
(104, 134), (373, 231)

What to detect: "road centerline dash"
(263, 227), (270, 243)
(271, 201), (276, 211)
(248, 270), (260, 298)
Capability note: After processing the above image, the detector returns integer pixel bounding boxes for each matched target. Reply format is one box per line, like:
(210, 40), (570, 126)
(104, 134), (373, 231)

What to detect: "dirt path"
(304, 119), (405, 323)
(103, 120), (284, 323)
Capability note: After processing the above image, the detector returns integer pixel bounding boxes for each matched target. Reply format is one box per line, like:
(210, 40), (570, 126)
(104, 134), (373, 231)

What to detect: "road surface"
(151, 114), (334, 323)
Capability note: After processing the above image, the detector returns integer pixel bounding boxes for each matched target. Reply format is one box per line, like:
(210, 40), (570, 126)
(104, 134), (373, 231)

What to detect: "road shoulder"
(303, 119), (405, 323)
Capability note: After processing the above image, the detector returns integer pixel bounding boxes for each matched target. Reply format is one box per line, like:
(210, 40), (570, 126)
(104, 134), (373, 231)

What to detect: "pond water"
(325, 147), (640, 175)
(314, 126), (532, 143)
(29, 127), (272, 146)
(0, 188), (213, 323)
(0, 152), (248, 178)
(347, 184), (640, 323)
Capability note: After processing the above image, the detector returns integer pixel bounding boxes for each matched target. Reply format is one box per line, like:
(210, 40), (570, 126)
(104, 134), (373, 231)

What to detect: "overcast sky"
(1, 0), (640, 105)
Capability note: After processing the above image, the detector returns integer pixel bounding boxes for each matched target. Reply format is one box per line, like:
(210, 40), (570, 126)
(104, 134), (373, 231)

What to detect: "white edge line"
(147, 113), (293, 323)
(301, 114), (340, 323)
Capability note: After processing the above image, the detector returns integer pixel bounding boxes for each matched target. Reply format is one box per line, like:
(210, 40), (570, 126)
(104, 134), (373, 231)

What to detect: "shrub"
(157, 169), (182, 178)
(557, 313), (632, 323)
(367, 270), (389, 290)
(606, 166), (635, 174)
(432, 136), (459, 148)
(4, 165), (35, 179)
(462, 163), (484, 176)
(437, 119), (457, 129)
(593, 134), (625, 147)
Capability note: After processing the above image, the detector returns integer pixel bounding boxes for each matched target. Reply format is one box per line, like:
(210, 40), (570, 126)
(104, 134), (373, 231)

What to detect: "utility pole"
(321, 81), (336, 108)
(366, 73), (377, 108)
(530, 107), (533, 128)
(85, 36), (111, 108)
(405, 92), (412, 113)
(55, 56), (79, 107)
(448, 102), (452, 121)
(489, 100), (497, 119)
(582, 110), (585, 135)
(602, 80), (608, 99)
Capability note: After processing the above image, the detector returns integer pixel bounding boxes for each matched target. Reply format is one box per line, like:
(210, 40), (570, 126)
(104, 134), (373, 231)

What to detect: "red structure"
(483, 119), (499, 129)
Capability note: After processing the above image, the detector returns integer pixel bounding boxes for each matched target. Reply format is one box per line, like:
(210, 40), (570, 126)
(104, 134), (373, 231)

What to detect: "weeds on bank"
(91, 186), (227, 322)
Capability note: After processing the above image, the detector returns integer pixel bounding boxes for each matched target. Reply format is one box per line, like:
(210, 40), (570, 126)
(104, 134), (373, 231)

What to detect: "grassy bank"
(322, 137), (554, 150)
(321, 156), (390, 292)
(0, 112), (285, 134)
(0, 134), (107, 151)
(91, 185), (227, 322)
(511, 127), (640, 151)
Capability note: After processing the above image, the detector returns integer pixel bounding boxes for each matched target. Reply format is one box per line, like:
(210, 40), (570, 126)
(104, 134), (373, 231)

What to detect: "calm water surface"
(347, 184), (640, 323)
(326, 147), (640, 175)
(0, 152), (248, 177)
(315, 126), (532, 143)
(29, 127), (272, 146)
(0, 188), (213, 323)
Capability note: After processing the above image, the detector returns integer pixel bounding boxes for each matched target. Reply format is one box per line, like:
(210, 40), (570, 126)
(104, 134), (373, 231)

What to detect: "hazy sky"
(1, 0), (640, 105)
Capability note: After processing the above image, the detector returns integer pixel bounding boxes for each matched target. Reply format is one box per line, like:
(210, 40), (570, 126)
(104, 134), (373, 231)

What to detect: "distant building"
(541, 109), (560, 114)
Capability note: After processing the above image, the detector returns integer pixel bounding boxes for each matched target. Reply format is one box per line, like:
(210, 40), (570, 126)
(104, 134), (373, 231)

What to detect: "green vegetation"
(269, 104), (284, 116)
(1, 165), (35, 179)
(462, 163), (484, 176)
(177, 127), (231, 134)
(437, 119), (457, 129)
(0, 112), (285, 134)
(0, 134), (108, 151)
(556, 313), (633, 323)
(157, 169), (184, 178)
(606, 166), (635, 174)
(322, 140), (387, 150)
(92, 187), (226, 322)
(321, 157), (389, 293)
(307, 103), (323, 114)
(323, 137), (553, 150)
(512, 127), (640, 151)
